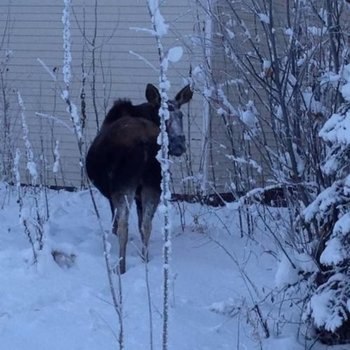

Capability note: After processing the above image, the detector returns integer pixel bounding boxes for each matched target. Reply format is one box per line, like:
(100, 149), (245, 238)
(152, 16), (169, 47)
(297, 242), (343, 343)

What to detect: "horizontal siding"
(0, 0), (206, 193)
(206, 0), (288, 193)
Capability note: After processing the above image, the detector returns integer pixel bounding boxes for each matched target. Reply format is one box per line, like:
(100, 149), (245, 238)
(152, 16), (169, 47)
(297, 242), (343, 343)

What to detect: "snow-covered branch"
(17, 91), (38, 184)
(146, 1), (176, 348)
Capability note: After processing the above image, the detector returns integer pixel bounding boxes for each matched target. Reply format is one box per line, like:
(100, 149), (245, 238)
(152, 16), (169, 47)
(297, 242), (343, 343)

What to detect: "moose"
(86, 83), (193, 273)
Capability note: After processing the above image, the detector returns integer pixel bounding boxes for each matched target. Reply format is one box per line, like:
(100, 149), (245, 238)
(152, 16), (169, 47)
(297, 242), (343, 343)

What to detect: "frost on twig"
(146, 1), (181, 349)
(62, 0), (72, 87)
(53, 140), (60, 174)
(17, 91), (38, 184)
(61, 0), (86, 188)
(16, 92), (48, 262)
(61, 0), (83, 144)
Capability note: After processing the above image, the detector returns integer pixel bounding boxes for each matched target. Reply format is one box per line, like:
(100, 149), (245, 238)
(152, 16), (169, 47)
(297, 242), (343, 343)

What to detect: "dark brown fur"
(86, 84), (193, 273)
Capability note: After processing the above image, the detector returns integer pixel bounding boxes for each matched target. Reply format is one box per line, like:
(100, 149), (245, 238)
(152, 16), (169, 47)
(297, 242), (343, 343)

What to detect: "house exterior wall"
(206, 0), (289, 194)
(1, 0), (312, 197)
(0, 0), (207, 194)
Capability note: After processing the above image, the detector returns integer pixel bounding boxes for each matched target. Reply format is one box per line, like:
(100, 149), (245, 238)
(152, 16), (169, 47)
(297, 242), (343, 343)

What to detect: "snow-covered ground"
(0, 183), (346, 349)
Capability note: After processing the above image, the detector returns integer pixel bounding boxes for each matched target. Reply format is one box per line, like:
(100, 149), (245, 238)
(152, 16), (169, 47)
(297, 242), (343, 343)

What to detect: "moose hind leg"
(135, 186), (143, 235)
(138, 186), (160, 262)
(109, 199), (118, 235)
(111, 190), (134, 274)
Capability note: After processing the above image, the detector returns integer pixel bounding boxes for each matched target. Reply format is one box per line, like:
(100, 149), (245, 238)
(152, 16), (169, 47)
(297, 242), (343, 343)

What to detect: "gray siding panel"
(1, 0), (206, 193)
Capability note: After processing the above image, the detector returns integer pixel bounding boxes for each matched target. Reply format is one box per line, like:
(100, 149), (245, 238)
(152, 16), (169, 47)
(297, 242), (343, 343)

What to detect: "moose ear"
(146, 84), (161, 106)
(175, 85), (193, 106)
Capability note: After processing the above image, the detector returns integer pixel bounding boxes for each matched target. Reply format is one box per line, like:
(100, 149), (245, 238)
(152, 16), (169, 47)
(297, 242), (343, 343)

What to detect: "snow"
(129, 50), (158, 71)
(284, 28), (293, 36)
(302, 89), (324, 114)
(0, 184), (329, 350)
(17, 91), (38, 183)
(308, 270), (349, 334)
(26, 161), (38, 180)
(320, 212), (350, 265)
(225, 155), (262, 174)
(147, 0), (169, 37)
(217, 87), (239, 118)
(275, 252), (316, 287)
(62, 0), (72, 86)
(239, 100), (259, 138)
(319, 111), (350, 145)
(307, 26), (327, 36)
(53, 140), (60, 173)
(263, 59), (271, 70)
(342, 82), (350, 101)
(258, 13), (270, 24)
(61, 0), (83, 143)
(37, 58), (57, 81)
(320, 236), (345, 266)
(310, 290), (343, 332)
(320, 72), (341, 85)
(341, 64), (350, 101)
(303, 185), (339, 223)
(241, 108), (257, 128)
(225, 27), (235, 39)
(167, 46), (183, 63)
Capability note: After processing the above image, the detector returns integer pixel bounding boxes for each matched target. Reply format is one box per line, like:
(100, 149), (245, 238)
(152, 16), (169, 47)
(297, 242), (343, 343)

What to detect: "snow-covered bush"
(15, 91), (49, 262)
(302, 63), (350, 344)
(196, 0), (350, 344)
(194, 0), (348, 203)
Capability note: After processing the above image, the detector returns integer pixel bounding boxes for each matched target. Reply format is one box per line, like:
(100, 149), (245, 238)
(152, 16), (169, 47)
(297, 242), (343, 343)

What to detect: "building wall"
(0, 0), (207, 193)
(2, 0), (316, 197)
(206, 0), (289, 194)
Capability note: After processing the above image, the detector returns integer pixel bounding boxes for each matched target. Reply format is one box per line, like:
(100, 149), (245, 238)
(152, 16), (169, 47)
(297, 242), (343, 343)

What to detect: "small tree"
(194, 0), (350, 344)
(0, 18), (14, 183)
(302, 63), (350, 344)
(146, 1), (175, 348)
